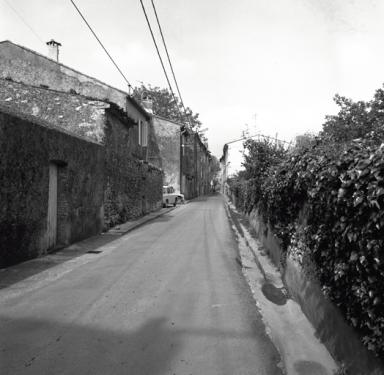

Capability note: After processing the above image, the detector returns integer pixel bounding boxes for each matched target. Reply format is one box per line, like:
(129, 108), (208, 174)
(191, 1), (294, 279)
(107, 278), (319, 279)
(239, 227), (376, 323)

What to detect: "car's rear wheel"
(173, 197), (178, 207)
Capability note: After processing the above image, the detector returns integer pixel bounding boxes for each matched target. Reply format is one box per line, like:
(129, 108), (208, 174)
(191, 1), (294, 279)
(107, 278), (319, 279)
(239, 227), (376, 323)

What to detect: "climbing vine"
(229, 128), (384, 357)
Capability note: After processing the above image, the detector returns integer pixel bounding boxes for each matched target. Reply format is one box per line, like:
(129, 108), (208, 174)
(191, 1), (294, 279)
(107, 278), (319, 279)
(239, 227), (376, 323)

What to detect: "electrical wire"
(139, 0), (185, 122)
(150, 1), (185, 111)
(69, 0), (132, 91)
(150, 0), (194, 128)
(2, 0), (44, 43)
(226, 133), (291, 146)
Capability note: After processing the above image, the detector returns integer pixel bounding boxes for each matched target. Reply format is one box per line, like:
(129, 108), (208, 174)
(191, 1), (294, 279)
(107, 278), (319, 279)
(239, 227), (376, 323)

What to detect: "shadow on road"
(0, 234), (124, 289)
(0, 314), (281, 375)
(0, 316), (181, 375)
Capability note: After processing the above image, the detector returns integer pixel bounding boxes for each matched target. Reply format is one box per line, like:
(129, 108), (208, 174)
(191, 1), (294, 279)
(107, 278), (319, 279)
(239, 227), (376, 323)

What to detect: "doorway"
(47, 162), (58, 249)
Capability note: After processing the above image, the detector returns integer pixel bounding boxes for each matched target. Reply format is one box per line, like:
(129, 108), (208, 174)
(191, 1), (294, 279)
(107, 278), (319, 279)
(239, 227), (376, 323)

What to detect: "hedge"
(229, 138), (384, 358)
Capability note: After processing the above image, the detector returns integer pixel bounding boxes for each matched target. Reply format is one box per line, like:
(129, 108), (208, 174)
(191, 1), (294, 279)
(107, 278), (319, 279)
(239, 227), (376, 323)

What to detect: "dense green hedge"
(230, 138), (384, 358)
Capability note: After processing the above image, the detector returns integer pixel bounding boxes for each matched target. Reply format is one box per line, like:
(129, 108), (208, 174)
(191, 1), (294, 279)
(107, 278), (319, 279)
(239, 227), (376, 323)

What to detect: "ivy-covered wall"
(228, 138), (384, 367)
(0, 110), (104, 268)
(103, 112), (162, 229)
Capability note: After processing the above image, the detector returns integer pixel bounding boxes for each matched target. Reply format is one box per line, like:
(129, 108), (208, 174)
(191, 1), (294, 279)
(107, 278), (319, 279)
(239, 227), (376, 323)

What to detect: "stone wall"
(0, 78), (107, 143)
(181, 132), (196, 199)
(103, 112), (162, 228)
(0, 41), (147, 123)
(196, 136), (211, 196)
(0, 109), (104, 268)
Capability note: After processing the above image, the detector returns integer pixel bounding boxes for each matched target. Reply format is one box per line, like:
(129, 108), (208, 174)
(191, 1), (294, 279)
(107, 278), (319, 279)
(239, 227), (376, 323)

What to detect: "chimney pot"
(46, 39), (62, 62)
(141, 92), (153, 114)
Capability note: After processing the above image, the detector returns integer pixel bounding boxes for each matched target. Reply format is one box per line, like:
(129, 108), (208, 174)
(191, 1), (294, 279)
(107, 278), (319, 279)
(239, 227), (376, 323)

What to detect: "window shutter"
(143, 122), (148, 147)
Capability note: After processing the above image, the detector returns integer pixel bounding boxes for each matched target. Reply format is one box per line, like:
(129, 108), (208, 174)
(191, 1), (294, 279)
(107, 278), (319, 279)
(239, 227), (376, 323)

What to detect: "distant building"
(148, 115), (182, 193)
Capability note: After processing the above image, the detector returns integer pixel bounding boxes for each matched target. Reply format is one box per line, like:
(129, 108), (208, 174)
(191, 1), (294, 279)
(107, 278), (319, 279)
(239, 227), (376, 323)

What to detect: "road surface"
(0, 194), (283, 375)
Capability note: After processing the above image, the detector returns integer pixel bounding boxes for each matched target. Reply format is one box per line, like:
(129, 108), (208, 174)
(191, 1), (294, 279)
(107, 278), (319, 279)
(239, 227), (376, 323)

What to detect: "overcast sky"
(1, 0), (384, 171)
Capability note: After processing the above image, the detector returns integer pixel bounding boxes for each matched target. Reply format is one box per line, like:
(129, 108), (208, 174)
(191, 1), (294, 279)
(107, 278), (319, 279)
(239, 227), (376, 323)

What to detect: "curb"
(225, 200), (281, 288)
(107, 206), (177, 235)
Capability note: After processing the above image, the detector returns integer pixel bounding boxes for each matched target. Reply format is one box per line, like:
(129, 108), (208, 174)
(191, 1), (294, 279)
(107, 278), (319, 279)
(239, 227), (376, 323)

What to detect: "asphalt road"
(0, 194), (283, 375)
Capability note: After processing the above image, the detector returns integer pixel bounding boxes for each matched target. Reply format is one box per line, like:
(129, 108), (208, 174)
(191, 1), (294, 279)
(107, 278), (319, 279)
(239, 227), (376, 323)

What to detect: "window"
(138, 120), (148, 147)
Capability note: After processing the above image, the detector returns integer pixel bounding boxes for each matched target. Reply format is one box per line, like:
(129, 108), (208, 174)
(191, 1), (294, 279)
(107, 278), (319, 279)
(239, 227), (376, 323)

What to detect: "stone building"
(0, 40), (145, 124)
(0, 104), (104, 267)
(144, 110), (213, 200)
(180, 127), (196, 199)
(147, 115), (182, 193)
(0, 40), (151, 158)
(0, 78), (162, 267)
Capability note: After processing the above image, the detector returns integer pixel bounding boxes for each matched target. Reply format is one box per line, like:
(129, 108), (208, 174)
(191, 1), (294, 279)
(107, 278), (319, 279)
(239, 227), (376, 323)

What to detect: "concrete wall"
(150, 116), (181, 193)
(0, 110), (104, 268)
(246, 208), (384, 375)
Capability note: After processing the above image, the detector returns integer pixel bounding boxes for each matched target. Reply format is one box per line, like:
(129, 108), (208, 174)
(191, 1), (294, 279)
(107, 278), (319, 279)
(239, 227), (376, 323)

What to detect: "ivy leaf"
(370, 200), (381, 209)
(350, 251), (358, 261)
(354, 196), (364, 206)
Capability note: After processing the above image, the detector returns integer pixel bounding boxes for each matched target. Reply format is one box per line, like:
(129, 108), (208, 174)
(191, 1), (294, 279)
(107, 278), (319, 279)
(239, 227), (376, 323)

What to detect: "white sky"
(1, 0), (384, 171)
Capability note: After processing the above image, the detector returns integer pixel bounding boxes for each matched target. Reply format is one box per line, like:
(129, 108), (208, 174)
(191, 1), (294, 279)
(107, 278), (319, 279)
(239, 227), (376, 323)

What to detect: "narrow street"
(0, 195), (283, 375)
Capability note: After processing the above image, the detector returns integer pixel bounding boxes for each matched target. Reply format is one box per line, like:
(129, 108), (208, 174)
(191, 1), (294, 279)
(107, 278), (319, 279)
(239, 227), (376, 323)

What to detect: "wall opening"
(47, 160), (68, 250)
(47, 162), (58, 250)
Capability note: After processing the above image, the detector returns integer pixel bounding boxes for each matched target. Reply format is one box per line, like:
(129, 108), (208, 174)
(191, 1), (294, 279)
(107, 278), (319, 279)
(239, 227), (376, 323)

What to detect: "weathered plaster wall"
(147, 119), (162, 169)
(0, 110), (104, 268)
(0, 79), (107, 143)
(151, 116), (180, 192)
(0, 41), (147, 123)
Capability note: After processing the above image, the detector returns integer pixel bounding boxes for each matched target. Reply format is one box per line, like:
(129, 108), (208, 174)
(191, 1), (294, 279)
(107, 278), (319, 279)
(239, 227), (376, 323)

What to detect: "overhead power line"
(69, 0), (132, 91)
(150, 0), (187, 113)
(138, 0), (185, 122)
(2, 0), (44, 43)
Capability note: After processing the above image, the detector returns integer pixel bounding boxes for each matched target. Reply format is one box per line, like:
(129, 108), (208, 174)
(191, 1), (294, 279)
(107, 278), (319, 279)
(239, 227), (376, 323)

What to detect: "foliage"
(227, 84), (384, 357)
(229, 137), (384, 357)
(294, 132), (317, 149)
(300, 139), (384, 356)
(242, 138), (287, 180)
(133, 84), (203, 133)
(230, 138), (287, 213)
(322, 88), (384, 143)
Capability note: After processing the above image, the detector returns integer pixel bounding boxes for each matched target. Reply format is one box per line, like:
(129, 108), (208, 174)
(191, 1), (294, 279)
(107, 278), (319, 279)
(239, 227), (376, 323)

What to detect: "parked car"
(163, 186), (184, 207)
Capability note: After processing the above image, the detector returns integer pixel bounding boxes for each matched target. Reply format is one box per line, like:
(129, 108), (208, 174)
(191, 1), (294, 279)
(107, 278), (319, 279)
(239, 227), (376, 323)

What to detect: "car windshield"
(163, 186), (175, 194)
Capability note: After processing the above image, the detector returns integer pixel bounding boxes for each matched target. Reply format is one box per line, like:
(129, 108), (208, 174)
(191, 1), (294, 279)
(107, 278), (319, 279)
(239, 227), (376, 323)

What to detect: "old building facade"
(0, 40), (216, 267)
(0, 71), (162, 267)
(0, 104), (105, 267)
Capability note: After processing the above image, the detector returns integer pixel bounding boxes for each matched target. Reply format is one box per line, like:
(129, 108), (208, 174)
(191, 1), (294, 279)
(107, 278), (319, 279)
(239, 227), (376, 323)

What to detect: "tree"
(133, 84), (203, 133)
(241, 138), (287, 180)
(321, 87), (384, 144)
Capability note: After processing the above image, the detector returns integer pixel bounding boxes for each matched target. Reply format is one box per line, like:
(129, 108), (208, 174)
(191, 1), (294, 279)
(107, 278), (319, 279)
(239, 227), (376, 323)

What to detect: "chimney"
(141, 92), (153, 114)
(46, 39), (61, 62)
